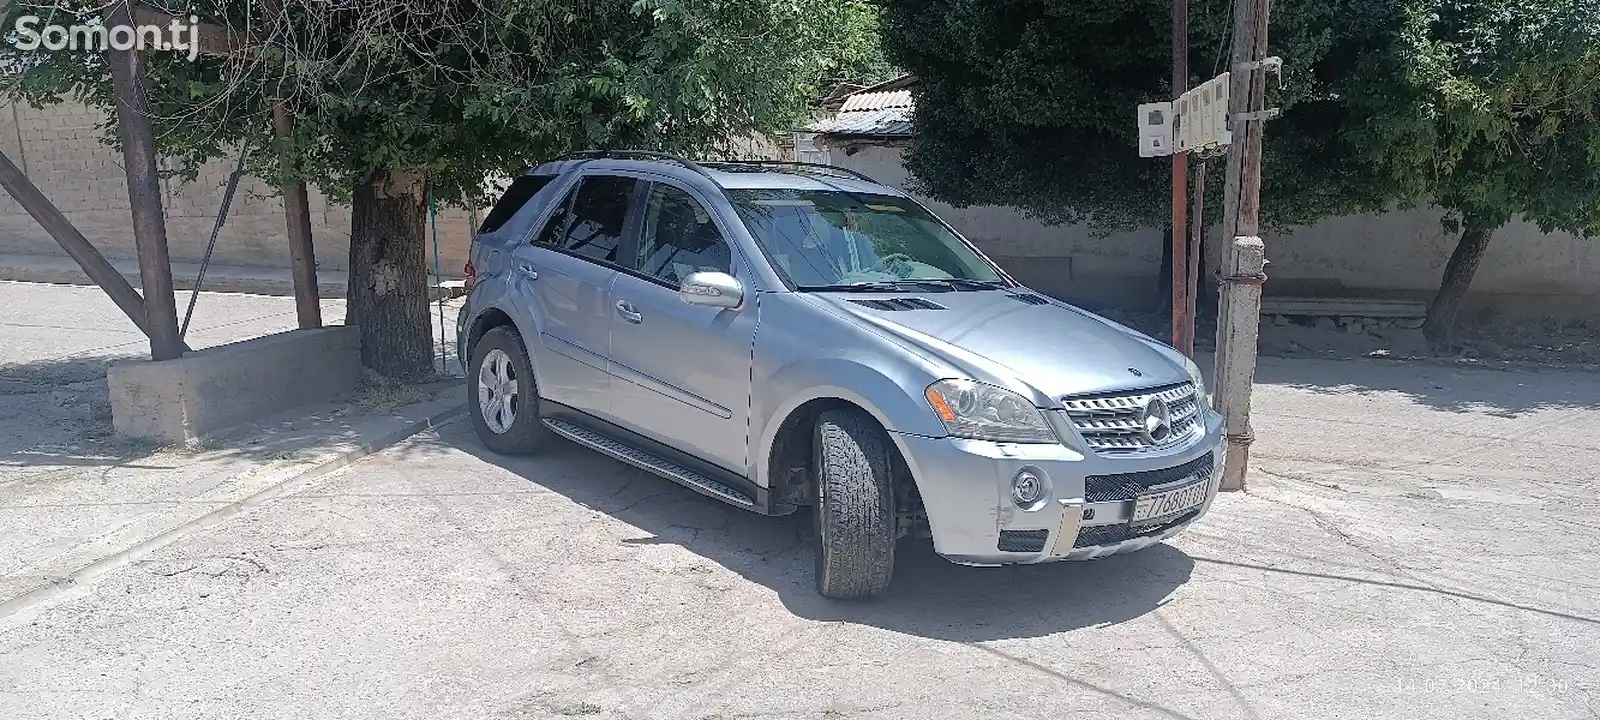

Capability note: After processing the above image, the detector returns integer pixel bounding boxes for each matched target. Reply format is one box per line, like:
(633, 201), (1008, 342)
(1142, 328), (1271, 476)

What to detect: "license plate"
(1132, 479), (1209, 523)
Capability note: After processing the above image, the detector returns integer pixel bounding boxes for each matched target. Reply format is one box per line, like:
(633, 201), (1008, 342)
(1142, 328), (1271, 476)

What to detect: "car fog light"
(1012, 470), (1044, 507)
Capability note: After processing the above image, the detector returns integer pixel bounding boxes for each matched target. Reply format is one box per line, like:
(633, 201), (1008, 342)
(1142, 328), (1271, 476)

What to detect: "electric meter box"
(1137, 101), (1175, 157)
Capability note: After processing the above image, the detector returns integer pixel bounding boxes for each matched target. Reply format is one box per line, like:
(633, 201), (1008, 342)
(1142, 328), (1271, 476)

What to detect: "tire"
(811, 408), (897, 599)
(468, 326), (557, 455)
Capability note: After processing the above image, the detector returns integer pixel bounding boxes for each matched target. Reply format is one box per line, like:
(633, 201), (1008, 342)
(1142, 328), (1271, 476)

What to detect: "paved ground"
(0, 280), (462, 474)
(2, 340), (1595, 718)
(0, 280), (465, 626)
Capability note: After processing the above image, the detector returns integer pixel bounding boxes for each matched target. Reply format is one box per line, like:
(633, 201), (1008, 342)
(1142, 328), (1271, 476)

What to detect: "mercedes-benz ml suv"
(457, 151), (1225, 599)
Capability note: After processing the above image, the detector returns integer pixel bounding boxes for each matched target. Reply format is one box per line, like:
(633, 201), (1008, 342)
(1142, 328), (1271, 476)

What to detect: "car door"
(607, 180), (759, 473)
(510, 173), (641, 418)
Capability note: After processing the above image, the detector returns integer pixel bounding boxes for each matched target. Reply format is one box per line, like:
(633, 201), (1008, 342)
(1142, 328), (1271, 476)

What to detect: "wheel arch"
(757, 385), (931, 514)
(463, 305), (533, 373)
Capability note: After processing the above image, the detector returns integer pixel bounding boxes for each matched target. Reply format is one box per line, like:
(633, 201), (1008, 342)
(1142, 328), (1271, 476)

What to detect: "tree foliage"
(881, 0), (1600, 346)
(4, 0), (892, 207)
(878, 0), (1398, 233)
(1351, 0), (1600, 236)
(3, 0), (891, 374)
(1344, 0), (1600, 345)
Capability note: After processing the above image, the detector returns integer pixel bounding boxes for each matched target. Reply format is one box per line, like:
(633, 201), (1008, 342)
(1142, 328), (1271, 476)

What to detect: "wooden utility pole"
(1214, 0), (1274, 491)
(1189, 160), (1205, 343)
(259, 0), (324, 329)
(273, 102), (324, 329)
(0, 150), (188, 352)
(106, 0), (184, 361)
(1170, 0), (1192, 356)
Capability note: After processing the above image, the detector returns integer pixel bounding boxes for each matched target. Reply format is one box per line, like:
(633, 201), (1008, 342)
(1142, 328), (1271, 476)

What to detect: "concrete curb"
(0, 257), (467, 300)
(0, 401), (468, 622)
(0, 260), (347, 297)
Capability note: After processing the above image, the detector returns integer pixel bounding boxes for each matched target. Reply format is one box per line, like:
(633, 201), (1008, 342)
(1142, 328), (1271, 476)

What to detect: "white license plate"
(1131, 479), (1209, 523)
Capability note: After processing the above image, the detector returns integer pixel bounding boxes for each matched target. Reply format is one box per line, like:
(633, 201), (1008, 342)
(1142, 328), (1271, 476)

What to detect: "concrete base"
(108, 326), (363, 443)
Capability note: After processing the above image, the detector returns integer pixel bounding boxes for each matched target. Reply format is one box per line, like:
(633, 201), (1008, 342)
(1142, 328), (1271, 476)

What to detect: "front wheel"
(812, 409), (897, 599)
(468, 326), (557, 455)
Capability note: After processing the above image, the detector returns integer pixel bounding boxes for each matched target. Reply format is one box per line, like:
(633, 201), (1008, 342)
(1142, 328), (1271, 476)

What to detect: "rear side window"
(478, 175), (554, 234)
(559, 176), (638, 264)
(536, 188), (575, 247)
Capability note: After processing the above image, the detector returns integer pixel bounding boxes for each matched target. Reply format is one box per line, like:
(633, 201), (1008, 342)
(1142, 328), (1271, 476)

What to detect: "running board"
(542, 418), (757, 509)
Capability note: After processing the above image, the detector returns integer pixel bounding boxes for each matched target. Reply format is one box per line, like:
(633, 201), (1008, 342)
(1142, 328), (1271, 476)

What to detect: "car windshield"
(726, 189), (1007, 289)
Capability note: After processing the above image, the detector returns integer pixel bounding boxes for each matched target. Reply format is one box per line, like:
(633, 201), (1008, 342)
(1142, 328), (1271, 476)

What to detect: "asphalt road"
(2, 330), (1597, 718)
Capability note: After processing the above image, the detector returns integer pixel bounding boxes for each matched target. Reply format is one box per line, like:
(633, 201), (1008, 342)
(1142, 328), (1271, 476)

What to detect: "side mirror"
(679, 271), (743, 309)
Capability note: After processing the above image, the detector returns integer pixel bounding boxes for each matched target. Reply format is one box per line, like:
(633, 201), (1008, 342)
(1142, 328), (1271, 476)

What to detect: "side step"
(542, 418), (757, 509)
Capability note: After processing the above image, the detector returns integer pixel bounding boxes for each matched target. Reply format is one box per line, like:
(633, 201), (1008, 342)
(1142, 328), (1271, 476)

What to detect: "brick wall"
(0, 100), (478, 277)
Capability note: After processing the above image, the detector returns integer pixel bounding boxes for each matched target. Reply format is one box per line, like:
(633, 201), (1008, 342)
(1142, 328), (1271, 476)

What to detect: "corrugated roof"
(803, 107), (915, 137)
(837, 89), (914, 113)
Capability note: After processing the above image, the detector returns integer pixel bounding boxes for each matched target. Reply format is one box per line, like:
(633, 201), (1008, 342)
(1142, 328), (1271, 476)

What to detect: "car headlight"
(1185, 357), (1211, 409)
(924, 379), (1058, 444)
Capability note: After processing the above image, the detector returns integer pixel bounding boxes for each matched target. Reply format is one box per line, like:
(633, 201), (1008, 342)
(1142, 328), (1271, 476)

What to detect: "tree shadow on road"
(443, 422), (1195, 643)
(1224, 354), (1600, 418)
(0, 354), (141, 467)
(0, 349), (461, 477)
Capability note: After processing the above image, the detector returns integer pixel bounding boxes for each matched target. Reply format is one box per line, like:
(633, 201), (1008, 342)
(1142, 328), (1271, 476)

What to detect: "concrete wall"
(0, 100), (477, 278)
(825, 143), (1600, 320)
(108, 326), (363, 442)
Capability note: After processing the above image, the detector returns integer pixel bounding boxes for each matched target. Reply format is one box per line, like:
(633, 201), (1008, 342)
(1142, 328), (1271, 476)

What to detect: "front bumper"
(891, 409), (1225, 566)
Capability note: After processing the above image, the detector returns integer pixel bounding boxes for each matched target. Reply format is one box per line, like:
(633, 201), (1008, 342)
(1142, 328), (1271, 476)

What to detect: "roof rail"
(700, 160), (878, 184)
(548, 150), (719, 182)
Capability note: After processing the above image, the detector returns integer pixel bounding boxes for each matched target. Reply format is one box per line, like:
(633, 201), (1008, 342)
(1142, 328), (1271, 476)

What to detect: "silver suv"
(458, 151), (1225, 599)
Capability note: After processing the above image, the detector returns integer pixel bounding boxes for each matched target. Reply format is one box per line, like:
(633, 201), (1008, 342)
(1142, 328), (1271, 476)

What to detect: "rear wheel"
(811, 409), (897, 599)
(469, 327), (556, 455)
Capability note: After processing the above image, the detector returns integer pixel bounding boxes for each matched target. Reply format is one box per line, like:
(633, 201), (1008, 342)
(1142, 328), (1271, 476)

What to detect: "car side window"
(635, 183), (733, 286)
(558, 175), (637, 263)
(534, 187), (575, 247)
(480, 175), (554, 234)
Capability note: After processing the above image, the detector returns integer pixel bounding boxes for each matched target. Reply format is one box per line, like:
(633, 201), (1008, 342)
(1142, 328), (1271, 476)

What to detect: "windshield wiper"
(915, 278), (1009, 290)
(795, 281), (947, 293)
(795, 278), (1010, 293)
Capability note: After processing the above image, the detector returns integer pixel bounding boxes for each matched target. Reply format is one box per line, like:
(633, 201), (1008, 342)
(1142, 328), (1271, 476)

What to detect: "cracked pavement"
(2, 355), (1598, 719)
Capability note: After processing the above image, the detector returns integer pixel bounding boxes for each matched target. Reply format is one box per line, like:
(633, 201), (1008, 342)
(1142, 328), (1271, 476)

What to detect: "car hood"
(810, 290), (1189, 401)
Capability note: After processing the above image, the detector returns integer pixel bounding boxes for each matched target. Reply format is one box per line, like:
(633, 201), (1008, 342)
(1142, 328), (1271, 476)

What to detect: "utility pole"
(274, 102), (324, 330)
(106, 0), (184, 361)
(1170, 0), (1192, 356)
(260, 0), (324, 329)
(1213, 0), (1275, 490)
(0, 149), (188, 352)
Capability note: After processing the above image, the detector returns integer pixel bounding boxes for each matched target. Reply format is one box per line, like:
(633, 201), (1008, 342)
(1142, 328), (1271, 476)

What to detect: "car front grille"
(1074, 510), (1200, 549)
(1060, 382), (1202, 454)
(1084, 451), (1215, 503)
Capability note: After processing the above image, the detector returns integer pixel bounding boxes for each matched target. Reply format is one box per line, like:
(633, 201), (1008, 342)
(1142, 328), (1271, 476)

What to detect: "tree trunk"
(347, 169), (433, 379)
(1422, 216), (1498, 354)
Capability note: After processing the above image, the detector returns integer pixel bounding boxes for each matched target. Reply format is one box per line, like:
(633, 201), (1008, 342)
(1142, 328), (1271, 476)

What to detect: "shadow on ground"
(1084, 299), (1600, 417)
(443, 422), (1193, 643)
(1250, 355), (1600, 417)
(0, 349), (463, 475)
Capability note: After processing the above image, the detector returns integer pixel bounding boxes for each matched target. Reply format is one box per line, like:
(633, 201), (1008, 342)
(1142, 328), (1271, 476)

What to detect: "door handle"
(615, 299), (642, 324)
(516, 263), (538, 280)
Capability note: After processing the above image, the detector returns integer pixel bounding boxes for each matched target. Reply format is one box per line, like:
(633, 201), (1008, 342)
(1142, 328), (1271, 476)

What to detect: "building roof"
(803, 76), (918, 139)
(804, 107), (914, 138)
(838, 89), (913, 113)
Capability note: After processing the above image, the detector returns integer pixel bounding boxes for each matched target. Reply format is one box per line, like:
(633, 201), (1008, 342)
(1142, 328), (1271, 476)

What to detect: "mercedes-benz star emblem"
(1137, 397), (1173, 445)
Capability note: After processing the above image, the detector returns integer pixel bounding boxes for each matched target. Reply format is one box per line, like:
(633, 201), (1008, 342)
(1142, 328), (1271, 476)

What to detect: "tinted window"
(535, 187), (575, 247)
(727, 189), (1003, 287)
(560, 176), (637, 263)
(479, 175), (554, 233)
(635, 184), (732, 285)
